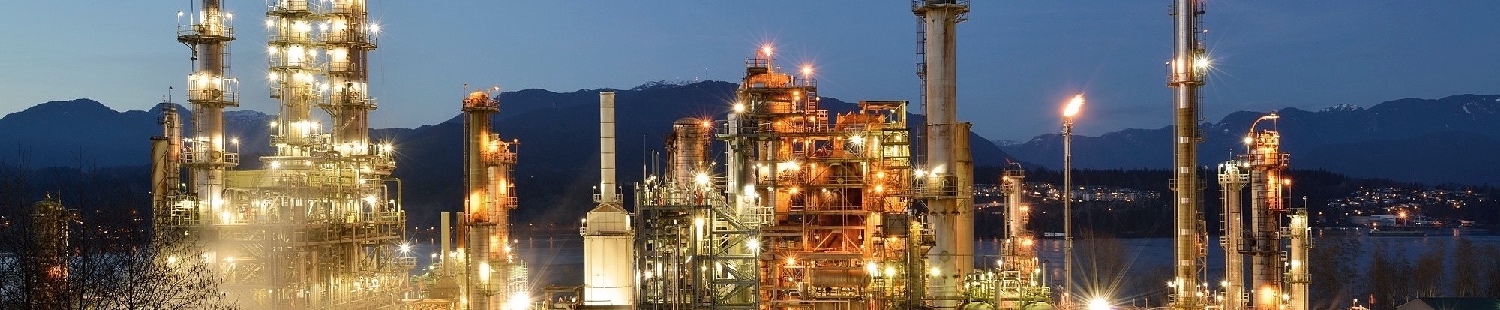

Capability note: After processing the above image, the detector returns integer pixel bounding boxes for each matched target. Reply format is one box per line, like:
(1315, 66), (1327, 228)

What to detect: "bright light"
(732, 102), (746, 113)
(1194, 55), (1213, 70)
(800, 65), (813, 76)
(747, 238), (759, 251)
(369, 23), (381, 33)
(865, 261), (879, 276)
(504, 291), (530, 310)
(928, 267), (941, 276)
(479, 262), (491, 283)
(760, 45), (773, 57)
(1063, 94), (1086, 118)
(694, 172), (710, 186)
(399, 242), (411, 254)
(1087, 297), (1111, 310)
(1243, 136), (1253, 145)
(849, 134), (863, 145)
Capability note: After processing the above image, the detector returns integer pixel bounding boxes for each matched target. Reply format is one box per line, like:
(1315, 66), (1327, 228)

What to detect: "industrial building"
(153, 0), (410, 308)
(136, 0), (1319, 309)
(1216, 114), (1310, 310)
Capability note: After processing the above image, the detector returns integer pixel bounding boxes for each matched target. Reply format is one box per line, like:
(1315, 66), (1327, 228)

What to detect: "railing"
(176, 19), (235, 40)
(483, 151), (517, 165)
(322, 29), (377, 47)
(187, 81), (240, 106)
(268, 0), (314, 13)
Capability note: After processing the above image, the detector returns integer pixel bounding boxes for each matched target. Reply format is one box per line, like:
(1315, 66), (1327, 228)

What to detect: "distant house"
(1397, 298), (1500, 310)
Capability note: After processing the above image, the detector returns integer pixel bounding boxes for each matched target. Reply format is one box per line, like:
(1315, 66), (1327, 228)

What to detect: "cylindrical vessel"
(1169, 0), (1207, 306)
(669, 118), (710, 186)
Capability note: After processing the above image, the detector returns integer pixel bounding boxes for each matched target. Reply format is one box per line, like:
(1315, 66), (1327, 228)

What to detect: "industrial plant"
(3, 0), (1335, 309)
(153, 0), (409, 308)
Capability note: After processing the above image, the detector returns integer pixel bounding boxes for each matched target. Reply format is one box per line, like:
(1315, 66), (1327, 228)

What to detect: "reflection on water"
(411, 228), (1499, 303)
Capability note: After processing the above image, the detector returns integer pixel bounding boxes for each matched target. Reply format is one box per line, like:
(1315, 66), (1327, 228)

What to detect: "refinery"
(8, 0), (1342, 309)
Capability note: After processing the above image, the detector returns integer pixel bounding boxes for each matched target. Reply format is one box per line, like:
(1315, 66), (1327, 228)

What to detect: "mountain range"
(0, 81), (1014, 225)
(3, 82), (1496, 225)
(1000, 94), (1500, 185)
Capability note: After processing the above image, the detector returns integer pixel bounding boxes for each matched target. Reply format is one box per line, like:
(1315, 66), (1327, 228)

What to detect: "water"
(420, 228), (1500, 304)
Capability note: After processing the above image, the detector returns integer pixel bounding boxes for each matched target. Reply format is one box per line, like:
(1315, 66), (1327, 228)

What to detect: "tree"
(1410, 239), (1446, 297)
(0, 163), (235, 309)
(1451, 237), (1484, 296)
(1309, 236), (1361, 309)
(1366, 242), (1396, 310)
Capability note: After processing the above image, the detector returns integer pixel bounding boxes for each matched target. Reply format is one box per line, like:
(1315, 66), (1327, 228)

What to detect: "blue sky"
(1, 1), (1496, 141)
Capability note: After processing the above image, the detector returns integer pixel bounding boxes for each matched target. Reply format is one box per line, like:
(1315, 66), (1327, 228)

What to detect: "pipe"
(1063, 119), (1074, 304)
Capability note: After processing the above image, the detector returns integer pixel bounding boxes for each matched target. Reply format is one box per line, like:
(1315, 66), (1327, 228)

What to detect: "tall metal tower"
(177, 0), (239, 224)
(320, 0), (378, 146)
(1167, 0), (1209, 307)
(913, 0), (973, 307)
(268, 0), (320, 154)
(462, 89), (521, 309)
(1217, 161), (1249, 310)
(1246, 117), (1287, 310)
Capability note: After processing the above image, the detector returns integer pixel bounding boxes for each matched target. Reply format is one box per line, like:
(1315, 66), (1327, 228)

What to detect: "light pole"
(1062, 94), (1085, 308)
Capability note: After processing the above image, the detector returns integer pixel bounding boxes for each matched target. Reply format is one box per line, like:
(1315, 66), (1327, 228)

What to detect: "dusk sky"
(2, 1), (1497, 141)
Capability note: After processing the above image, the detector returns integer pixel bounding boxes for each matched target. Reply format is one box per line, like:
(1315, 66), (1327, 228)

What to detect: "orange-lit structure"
(723, 47), (923, 309)
(1217, 113), (1309, 310)
(462, 89), (525, 309)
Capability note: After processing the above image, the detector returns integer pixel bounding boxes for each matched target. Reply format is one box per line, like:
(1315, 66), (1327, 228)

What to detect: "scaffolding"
(706, 50), (925, 309)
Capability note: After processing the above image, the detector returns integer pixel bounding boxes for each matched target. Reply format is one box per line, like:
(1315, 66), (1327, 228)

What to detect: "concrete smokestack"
(600, 91), (617, 203)
(583, 91), (635, 308)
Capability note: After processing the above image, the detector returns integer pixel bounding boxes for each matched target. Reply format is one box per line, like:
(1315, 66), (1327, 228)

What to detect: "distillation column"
(913, 1), (973, 306)
(582, 91), (637, 308)
(1285, 210), (1309, 310)
(320, 0), (378, 146)
(1218, 162), (1249, 310)
(177, 0), (239, 223)
(151, 103), (184, 231)
(1247, 127), (1287, 310)
(998, 164), (1047, 307)
(1167, 0), (1208, 307)
(463, 90), (512, 309)
(268, 0), (321, 157)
